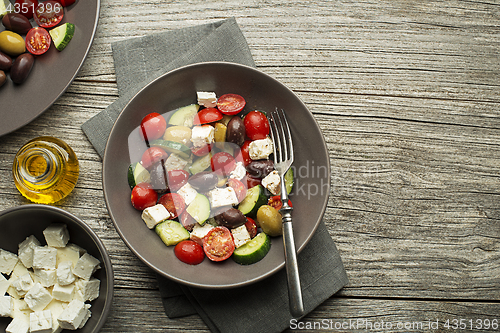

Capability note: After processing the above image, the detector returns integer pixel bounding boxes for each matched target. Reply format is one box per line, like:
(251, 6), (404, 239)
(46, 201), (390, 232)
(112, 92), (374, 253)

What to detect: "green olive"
(0, 31), (26, 57)
(163, 126), (192, 146)
(256, 205), (283, 237)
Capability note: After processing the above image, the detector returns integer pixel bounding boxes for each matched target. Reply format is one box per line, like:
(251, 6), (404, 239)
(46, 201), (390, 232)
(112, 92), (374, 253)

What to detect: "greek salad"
(127, 92), (294, 266)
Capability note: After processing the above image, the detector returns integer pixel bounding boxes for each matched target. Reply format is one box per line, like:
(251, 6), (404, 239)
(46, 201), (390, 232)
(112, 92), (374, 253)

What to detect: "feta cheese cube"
(190, 125), (215, 148)
(11, 298), (32, 326)
(56, 261), (75, 286)
(30, 310), (52, 333)
(229, 161), (247, 180)
(33, 269), (56, 288)
(0, 295), (13, 317)
(78, 304), (91, 329)
(72, 253), (100, 281)
(164, 153), (189, 172)
(197, 91), (217, 108)
(52, 283), (74, 302)
(56, 246), (80, 269)
(18, 235), (41, 268)
(190, 223), (214, 245)
(249, 137), (274, 160)
(65, 243), (86, 257)
(24, 283), (53, 312)
(45, 300), (67, 333)
(32, 247), (57, 270)
(0, 249), (19, 274)
(10, 261), (31, 280)
(6, 317), (30, 333)
(11, 273), (34, 297)
(177, 183), (198, 206)
(141, 204), (171, 229)
(0, 273), (11, 295)
(43, 224), (70, 248)
(207, 187), (239, 208)
(76, 278), (100, 302)
(231, 225), (251, 248)
(6, 284), (22, 300)
(57, 300), (87, 330)
(261, 170), (281, 195)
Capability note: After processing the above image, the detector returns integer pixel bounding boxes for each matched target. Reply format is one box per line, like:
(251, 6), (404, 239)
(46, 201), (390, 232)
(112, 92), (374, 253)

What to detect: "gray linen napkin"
(81, 18), (348, 333)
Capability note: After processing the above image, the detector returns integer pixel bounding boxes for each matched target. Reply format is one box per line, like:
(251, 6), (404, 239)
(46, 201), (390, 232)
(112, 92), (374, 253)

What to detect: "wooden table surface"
(1, 0), (499, 332)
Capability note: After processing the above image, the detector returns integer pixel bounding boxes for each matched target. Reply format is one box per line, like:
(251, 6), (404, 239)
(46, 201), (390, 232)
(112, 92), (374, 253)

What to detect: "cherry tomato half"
(174, 240), (205, 265)
(268, 195), (293, 211)
(33, 1), (63, 29)
(158, 193), (185, 219)
(244, 111), (270, 140)
(193, 107), (223, 125)
(217, 93), (246, 115)
(227, 178), (247, 203)
(55, 0), (76, 6)
(131, 183), (158, 210)
(166, 169), (189, 192)
(14, 0), (39, 19)
(25, 27), (51, 55)
(210, 152), (236, 176)
(203, 226), (235, 262)
(245, 217), (258, 238)
(141, 146), (168, 169)
(140, 112), (167, 142)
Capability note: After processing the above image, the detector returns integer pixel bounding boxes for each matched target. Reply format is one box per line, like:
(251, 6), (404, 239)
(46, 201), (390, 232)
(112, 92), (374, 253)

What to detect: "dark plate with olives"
(103, 62), (330, 289)
(0, 0), (100, 136)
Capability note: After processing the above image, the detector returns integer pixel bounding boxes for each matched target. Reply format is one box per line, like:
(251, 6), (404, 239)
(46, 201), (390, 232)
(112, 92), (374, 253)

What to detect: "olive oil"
(13, 136), (79, 204)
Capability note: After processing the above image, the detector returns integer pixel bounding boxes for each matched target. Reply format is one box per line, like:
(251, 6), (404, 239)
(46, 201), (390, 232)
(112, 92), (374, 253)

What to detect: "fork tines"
(269, 108), (294, 172)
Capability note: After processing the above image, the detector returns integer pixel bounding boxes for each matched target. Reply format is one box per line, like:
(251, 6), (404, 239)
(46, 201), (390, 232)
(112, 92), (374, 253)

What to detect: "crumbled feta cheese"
(33, 269), (57, 288)
(0, 249), (19, 275)
(24, 283), (52, 312)
(207, 187), (239, 208)
(190, 223), (214, 245)
(261, 170), (281, 195)
(56, 261), (75, 286)
(43, 224), (70, 248)
(30, 310), (52, 333)
(197, 91), (217, 108)
(11, 273), (34, 297)
(0, 273), (10, 295)
(177, 183), (198, 206)
(249, 137), (274, 160)
(18, 235), (41, 268)
(57, 299), (87, 330)
(6, 316), (30, 333)
(72, 253), (100, 281)
(164, 153), (189, 172)
(141, 204), (171, 229)
(229, 161), (246, 180)
(231, 225), (251, 248)
(0, 295), (14, 317)
(190, 125), (215, 148)
(76, 278), (100, 302)
(32, 247), (57, 271)
(56, 246), (80, 269)
(52, 283), (75, 302)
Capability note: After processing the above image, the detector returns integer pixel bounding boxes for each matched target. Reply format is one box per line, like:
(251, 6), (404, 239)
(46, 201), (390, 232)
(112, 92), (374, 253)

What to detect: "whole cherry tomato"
(174, 240), (205, 265)
(245, 174), (261, 189)
(216, 93), (246, 115)
(158, 193), (185, 219)
(235, 140), (252, 166)
(166, 169), (189, 192)
(14, 0), (39, 19)
(131, 183), (157, 210)
(141, 147), (168, 169)
(227, 178), (247, 203)
(140, 112), (167, 142)
(244, 111), (270, 140)
(193, 107), (223, 125)
(210, 152), (236, 176)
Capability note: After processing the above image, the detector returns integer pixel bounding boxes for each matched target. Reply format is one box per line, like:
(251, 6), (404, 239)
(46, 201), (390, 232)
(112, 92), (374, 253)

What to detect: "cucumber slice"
(238, 185), (268, 218)
(49, 23), (75, 51)
(185, 193), (211, 225)
(155, 220), (190, 246)
(189, 152), (212, 174)
(284, 167), (294, 194)
(232, 232), (271, 265)
(168, 104), (200, 127)
(150, 140), (191, 160)
(127, 162), (150, 189)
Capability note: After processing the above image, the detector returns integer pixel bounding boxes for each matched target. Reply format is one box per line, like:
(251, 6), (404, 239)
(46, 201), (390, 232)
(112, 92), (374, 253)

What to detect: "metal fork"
(268, 108), (304, 318)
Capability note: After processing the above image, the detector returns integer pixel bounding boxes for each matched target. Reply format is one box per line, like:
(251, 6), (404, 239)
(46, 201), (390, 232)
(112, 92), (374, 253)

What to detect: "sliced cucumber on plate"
(233, 232), (271, 265)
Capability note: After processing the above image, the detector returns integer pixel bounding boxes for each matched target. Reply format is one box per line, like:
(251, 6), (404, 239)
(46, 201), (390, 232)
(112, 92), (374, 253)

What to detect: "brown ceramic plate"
(103, 62), (330, 289)
(0, 204), (113, 332)
(0, 0), (100, 136)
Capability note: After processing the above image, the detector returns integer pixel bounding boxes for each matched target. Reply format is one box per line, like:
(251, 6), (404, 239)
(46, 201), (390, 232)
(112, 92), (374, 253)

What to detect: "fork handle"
(282, 215), (305, 318)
